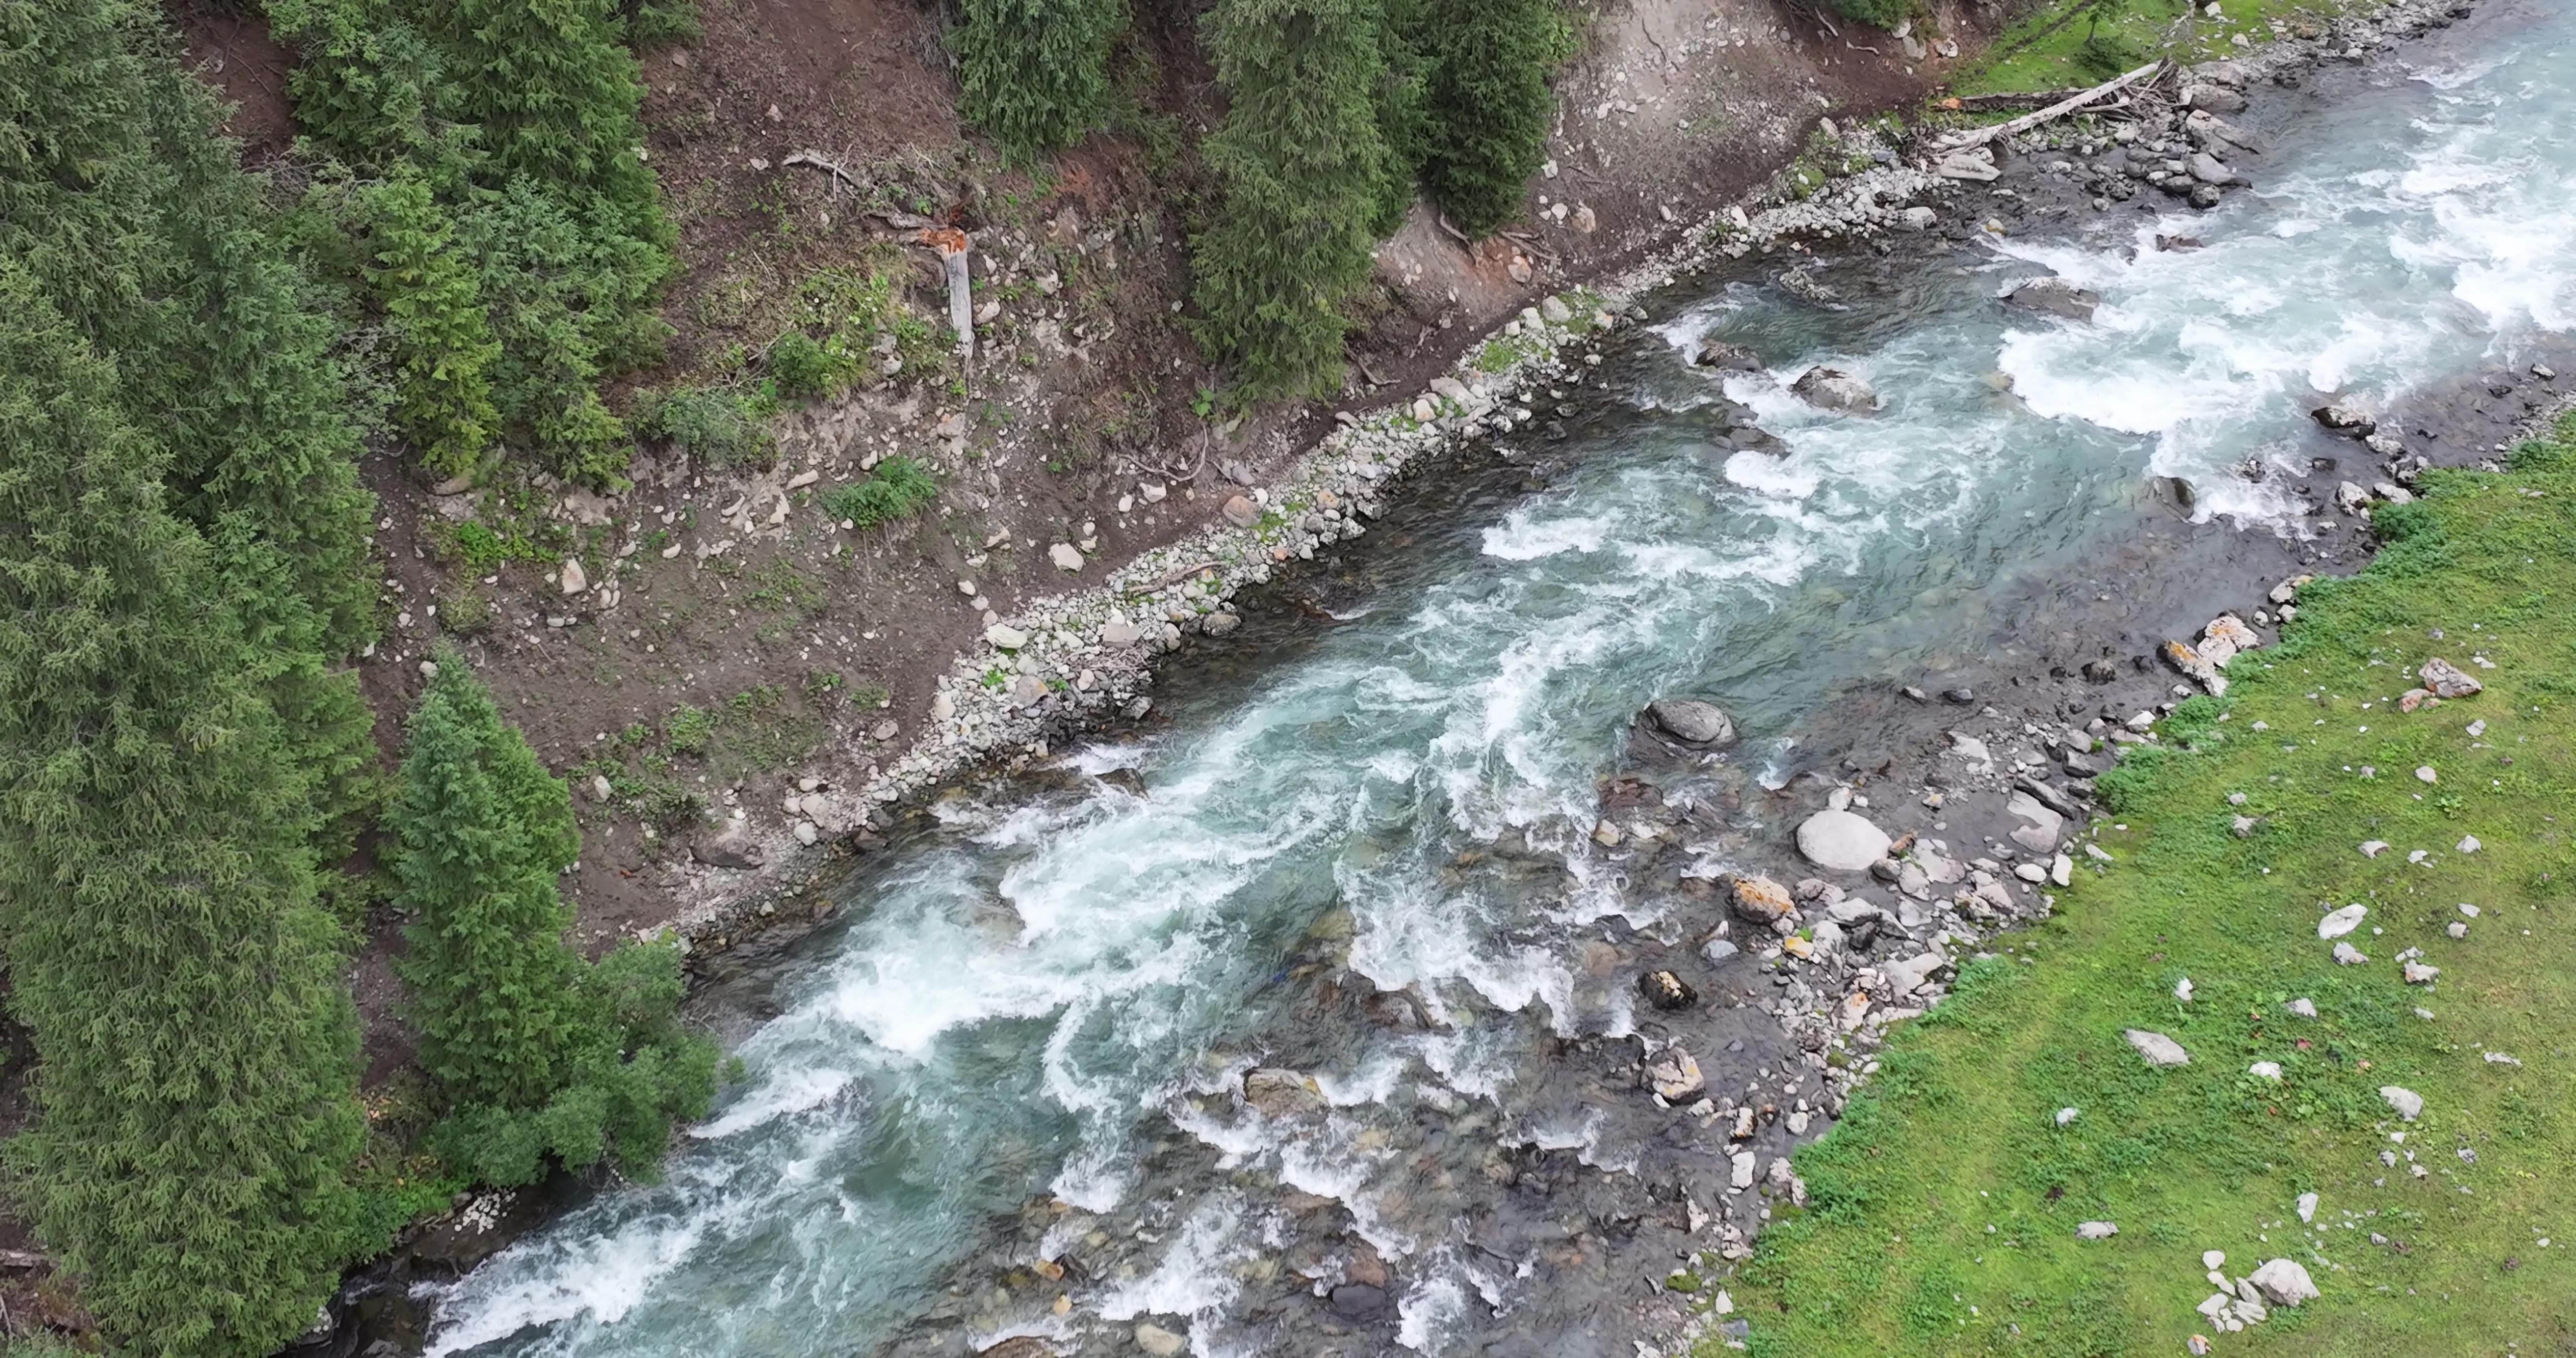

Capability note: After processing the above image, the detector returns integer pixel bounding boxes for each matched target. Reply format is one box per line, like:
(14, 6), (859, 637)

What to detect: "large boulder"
(1796, 810), (1892, 873)
(2004, 276), (2100, 322)
(692, 820), (765, 870)
(1646, 698), (1738, 746)
(1694, 337), (1765, 372)
(1790, 366), (1880, 413)
(1727, 875), (1796, 925)
(2248, 1258), (2319, 1307)
(2004, 790), (2066, 854)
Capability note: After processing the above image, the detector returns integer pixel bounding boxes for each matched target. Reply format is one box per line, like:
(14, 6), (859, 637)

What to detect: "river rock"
(1221, 495), (1261, 528)
(1329, 1283), (1389, 1319)
(2005, 276), (2100, 321)
(692, 821), (765, 870)
(1133, 1323), (1187, 1357)
(2182, 81), (2248, 114)
(1646, 698), (1737, 746)
(978, 1340), (1059, 1358)
(2188, 152), (2240, 185)
(558, 558), (588, 595)
(1881, 951), (1946, 998)
(1694, 338), (1765, 372)
(2249, 1259), (2318, 1306)
(1727, 875), (1796, 925)
(2004, 790), (2065, 854)
(1637, 970), (1698, 1011)
(2124, 1029), (2190, 1067)
(1644, 1045), (1706, 1101)
(1243, 1067), (1328, 1117)
(1791, 366), (1880, 413)
(2310, 402), (2377, 436)
(1796, 810), (1892, 873)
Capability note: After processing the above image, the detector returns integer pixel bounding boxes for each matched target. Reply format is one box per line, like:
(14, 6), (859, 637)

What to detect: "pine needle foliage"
(1191, 0), (1395, 400)
(954, 0), (1128, 160)
(0, 269), (366, 1358)
(390, 659), (715, 1187)
(1412, 0), (1569, 237)
(363, 166), (503, 478)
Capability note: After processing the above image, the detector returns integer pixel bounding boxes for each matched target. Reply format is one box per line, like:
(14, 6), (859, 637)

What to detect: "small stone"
(2415, 765), (2437, 784)
(1795, 809), (1892, 872)
(1049, 543), (1085, 571)
(2332, 942), (2368, 966)
(2124, 1029), (2190, 1067)
(1202, 612), (1241, 637)
(792, 820), (820, 846)
(1644, 1044), (1706, 1100)
(1727, 875), (1796, 925)
(2203, 1250), (2226, 1270)
(2378, 1086), (2423, 1121)
(1637, 970), (1697, 1011)
(1730, 1151), (1757, 1189)
(1222, 495), (1261, 528)
(2401, 961), (2440, 984)
(590, 774), (613, 802)
(2073, 1221), (2118, 1239)
(2055, 1107), (2079, 1127)
(1647, 698), (1738, 746)
(2247, 1061), (2282, 1080)
(2359, 839), (2389, 858)
(2285, 997), (2317, 1018)
(2296, 1192), (2318, 1223)
(2457, 834), (2482, 854)
(986, 624), (1029, 649)
(2417, 656), (2482, 698)
(559, 559), (588, 595)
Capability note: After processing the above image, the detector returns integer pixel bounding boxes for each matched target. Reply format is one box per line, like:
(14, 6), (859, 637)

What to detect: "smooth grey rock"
(2005, 790), (2065, 853)
(1647, 698), (1738, 746)
(2378, 1085), (2423, 1121)
(2248, 1258), (2318, 1306)
(1790, 366), (1881, 413)
(1796, 809), (1892, 873)
(2124, 1029), (2190, 1067)
(2005, 276), (2100, 321)
(2074, 1221), (2119, 1240)
(2317, 903), (2367, 939)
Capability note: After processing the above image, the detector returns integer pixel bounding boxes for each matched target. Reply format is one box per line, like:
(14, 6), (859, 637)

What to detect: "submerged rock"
(1243, 1067), (1328, 1117)
(2004, 276), (2100, 321)
(1694, 338), (1765, 372)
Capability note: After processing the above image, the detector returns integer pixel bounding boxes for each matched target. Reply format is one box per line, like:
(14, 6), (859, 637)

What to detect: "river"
(420, 6), (2574, 1355)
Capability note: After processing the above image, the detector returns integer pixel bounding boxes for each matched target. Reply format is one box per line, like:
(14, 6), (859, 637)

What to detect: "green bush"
(666, 704), (715, 753)
(766, 329), (844, 398)
(388, 658), (714, 1187)
(954, 0), (1128, 159)
(639, 385), (774, 467)
(1412, 0), (1570, 236)
(1191, 0), (1394, 399)
(1820, 0), (1910, 25)
(622, 0), (699, 46)
(821, 457), (942, 529)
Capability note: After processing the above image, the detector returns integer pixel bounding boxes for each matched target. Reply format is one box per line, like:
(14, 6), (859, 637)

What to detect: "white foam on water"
(1396, 1271), (1474, 1353)
(1094, 1195), (1257, 1323)
(690, 1064), (856, 1140)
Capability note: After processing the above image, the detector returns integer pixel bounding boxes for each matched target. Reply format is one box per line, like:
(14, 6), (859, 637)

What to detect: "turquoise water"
(427, 10), (2576, 1355)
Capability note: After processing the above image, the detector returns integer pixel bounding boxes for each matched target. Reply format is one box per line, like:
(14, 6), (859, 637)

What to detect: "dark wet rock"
(2005, 276), (2100, 321)
(1791, 366), (1880, 413)
(692, 820), (765, 870)
(1644, 698), (1737, 746)
(1243, 1067), (1329, 1117)
(1097, 767), (1147, 796)
(2312, 401), (2378, 436)
(2155, 233), (2205, 252)
(977, 1339), (1058, 1358)
(1694, 338), (1765, 372)
(1637, 969), (1698, 1011)
(1329, 1283), (1390, 1319)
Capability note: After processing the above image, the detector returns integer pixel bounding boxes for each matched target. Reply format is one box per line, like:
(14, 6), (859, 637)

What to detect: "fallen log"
(1933, 60), (2166, 152)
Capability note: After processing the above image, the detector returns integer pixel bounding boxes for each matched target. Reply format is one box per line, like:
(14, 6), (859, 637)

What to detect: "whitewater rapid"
(425, 9), (2576, 1355)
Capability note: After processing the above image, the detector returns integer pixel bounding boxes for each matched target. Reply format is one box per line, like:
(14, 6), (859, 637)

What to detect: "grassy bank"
(1954, 0), (2376, 98)
(1714, 410), (2576, 1355)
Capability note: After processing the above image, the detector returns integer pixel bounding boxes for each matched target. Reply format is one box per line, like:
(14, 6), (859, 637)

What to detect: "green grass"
(1721, 415), (2576, 1355)
(822, 457), (942, 530)
(1952, 0), (2376, 99)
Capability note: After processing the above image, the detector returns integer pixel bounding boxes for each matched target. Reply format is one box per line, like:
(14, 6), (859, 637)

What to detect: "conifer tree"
(364, 166), (503, 477)
(391, 658), (715, 1186)
(1415, 0), (1567, 237)
(432, 0), (666, 228)
(0, 268), (365, 1358)
(954, 0), (1128, 159)
(1191, 0), (1394, 399)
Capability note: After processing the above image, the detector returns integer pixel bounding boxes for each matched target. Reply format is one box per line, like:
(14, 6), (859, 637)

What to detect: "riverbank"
(1708, 400), (2576, 1354)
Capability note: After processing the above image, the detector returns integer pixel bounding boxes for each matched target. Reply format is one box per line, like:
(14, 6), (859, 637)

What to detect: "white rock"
(2055, 1107), (2079, 1126)
(792, 820), (820, 846)
(2332, 942), (2368, 966)
(2248, 1258), (2318, 1306)
(2296, 1191), (2318, 1223)
(2073, 1221), (2118, 1239)
(2285, 997), (2317, 1018)
(2317, 903), (2367, 939)
(1050, 543), (1086, 571)
(2457, 834), (2481, 854)
(559, 559), (588, 595)
(2415, 766), (2437, 784)
(2202, 1250), (2226, 1270)
(2359, 840), (2389, 858)
(2124, 1029), (2190, 1067)
(2004, 790), (2065, 853)
(1730, 1151), (1757, 1189)
(2379, 1085), (2423, 1121)
(1795, 809), (1892, 872)
(2174, 977), (2194, 1002)
(985, 624), (1029, 649)
(2247, 1061), (2282, 1080)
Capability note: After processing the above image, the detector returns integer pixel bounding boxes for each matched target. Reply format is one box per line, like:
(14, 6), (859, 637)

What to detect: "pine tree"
(954, 0), (1128, 160)
(432, 0), (665, 226)
(364, 167), (503, 478)
(390, 658), (714, 1186)
(1191, 0), (1394, 399)
(0, 268), (365, 1358)
(1414, 0), (1567, 237)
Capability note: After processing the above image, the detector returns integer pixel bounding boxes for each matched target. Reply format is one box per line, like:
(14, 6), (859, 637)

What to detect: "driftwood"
(1934, 60), (2166, 151)
(782, 150), (862, 195)
(1951, 84), (2101, 112)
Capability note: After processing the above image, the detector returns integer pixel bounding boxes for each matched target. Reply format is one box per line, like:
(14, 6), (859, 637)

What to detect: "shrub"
(766, 328), (844, 398)
(1820, 0), (1910, 25)
(954, 0), (1128, 159)
(1191, 0), (1393, 399)
(666, 704), (715, 753)
(822, 457), (943, 529)
(388, 658), (714, 1186)
(639, 385), (774, 467)
(439, 586), (497, 636)
(1412, 0), (1570, 236)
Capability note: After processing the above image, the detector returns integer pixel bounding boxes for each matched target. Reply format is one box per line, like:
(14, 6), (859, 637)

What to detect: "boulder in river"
(1645, 698), (1737, 746)
(2310, 401), (2377, 436)
(2004, 276), (2100, 322)
(1795, 809), (1892, 873)
(1694, 338), (1765, 372)
(1242, 1067), (1329, 1117)
(1637, 969), (1698, 1011)
(978, 1340), (1059, 1358)
(1791, 366), (1880, 413)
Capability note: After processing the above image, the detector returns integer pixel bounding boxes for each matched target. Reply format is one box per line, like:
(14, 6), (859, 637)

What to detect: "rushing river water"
(425, 9), (2575, 1356)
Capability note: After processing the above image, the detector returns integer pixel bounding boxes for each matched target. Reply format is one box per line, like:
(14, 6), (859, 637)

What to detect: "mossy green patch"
(1719, 414), (2576, 1355)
